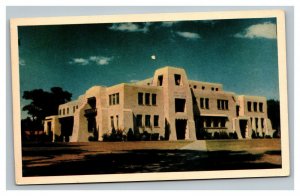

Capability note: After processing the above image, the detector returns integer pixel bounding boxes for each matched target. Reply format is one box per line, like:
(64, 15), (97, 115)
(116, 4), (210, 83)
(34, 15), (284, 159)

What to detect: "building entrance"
(239, 120), (248, 138)
(176, 119), (187, 140)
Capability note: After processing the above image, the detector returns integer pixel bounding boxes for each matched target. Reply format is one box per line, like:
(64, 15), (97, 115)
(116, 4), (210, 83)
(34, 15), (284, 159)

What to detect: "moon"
(151, 55), (156, 60)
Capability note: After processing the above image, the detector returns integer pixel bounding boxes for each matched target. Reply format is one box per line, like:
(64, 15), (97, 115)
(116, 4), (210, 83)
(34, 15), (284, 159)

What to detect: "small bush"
(229, 132), (238, 139)
(151, 133), (159, 141)
(196, 128), (212, 140)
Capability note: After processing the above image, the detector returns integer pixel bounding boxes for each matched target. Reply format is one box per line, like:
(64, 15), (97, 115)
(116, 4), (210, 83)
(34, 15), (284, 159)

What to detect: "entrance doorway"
(239, 120), (248, 138)
(59, 117), (74, 142)
(176, 119), (187, 140)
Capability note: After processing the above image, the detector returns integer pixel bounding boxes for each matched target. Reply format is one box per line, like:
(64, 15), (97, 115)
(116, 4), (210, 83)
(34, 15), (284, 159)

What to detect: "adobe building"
(43, 66), (275, 142)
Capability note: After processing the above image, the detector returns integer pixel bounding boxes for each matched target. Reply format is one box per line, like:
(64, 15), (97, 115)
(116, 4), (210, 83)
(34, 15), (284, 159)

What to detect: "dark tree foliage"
(22, 87), (72, 135)
(267, 99), (280, 134)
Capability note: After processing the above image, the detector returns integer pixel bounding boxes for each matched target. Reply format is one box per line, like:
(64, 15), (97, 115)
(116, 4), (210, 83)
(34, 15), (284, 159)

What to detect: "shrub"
(251, 130), (258, 139)
(219, 131), (230, 139)
(196, 128), (212, 140)
(229, 132), (238, 139)
(127, 128), (134, 141)
(151, 133), (159, 141)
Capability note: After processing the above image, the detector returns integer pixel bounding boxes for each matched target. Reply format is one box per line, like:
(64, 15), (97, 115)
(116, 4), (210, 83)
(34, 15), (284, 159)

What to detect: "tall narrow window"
(63, 108), (65, 115)
(154, 115), (159, 127)
(145, 115), (151, 127)
(67, 108), (69, 114)
(112, 94), (116, 105)
(255, 118), (258, 129)
(152, 94), (157, 105)
(253, 102), (257, 112)
(174, 74), (181, 85)
(138, 93), (143, 105)
(261, 118), (264, 128)
(158, 75), (163, 86)
(247, 101), (252, 112)
(116, 115), (119, 128)
(259, 102), (263, 112)
(217, 100), (221, 110)
(73, 106), (75, 113)
(111, 116), (114, 129)
(200, 98), (205, 109)
(145, 93), (150, 105)
(109, 95), (112, 105)
(205, 98), (209, 109)
(136, 115), (142, 127)
(116, 93), (119, 104)
(225, 100), (228, 110)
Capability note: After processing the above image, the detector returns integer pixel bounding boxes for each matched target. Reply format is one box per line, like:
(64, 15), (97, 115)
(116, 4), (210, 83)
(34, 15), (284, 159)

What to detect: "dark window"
(158, 75), (163, 86)
(205, 98), (209, 109)
(116, 93), (119, 104)
(67, 108), (69, 114)
(200, 98), (205, 109)
(174, 74), (181, 85)
(63, 108), (65, 115)
(213, 120), (218, 128)
(211, 87), (214, 91)
(154, 115), (159, 127)
(76, 105), (78, 109)
(59, 109), (61, 115)
(138, 93), (143, 105)
(175, 98), (186, 112)
(259, 102), (263, 112)
(152, 94), (157, 105)
(218, 99), (228, 110)
(225, 100), (228, 110)
(221, 118), (226, 127)
(253, 102), (257, 112)
(206, 118), (211, 127)
(73, 106), (75, 113)
(236, 105), (240, 116)
(217, 100), (221, 109)
(111, 116), (114, 128)
(202, 86), (205, 90)
(255, 118), (258, 129)
(194, 85), (197, 89)
(261, 118), (264, 128)
(145, 93), (150, 105)
(145, 115), (151, 127)
(109, 95), (112, 105)
(247, 101), (252, 112)
(136, 115), (142, 127)
(216, 88), (218, 91)
(116, 115), (119, 128)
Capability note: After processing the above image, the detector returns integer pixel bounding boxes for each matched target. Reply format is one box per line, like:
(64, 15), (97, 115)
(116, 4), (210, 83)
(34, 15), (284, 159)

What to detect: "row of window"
(109, 93), (120, 105)
(138, 93), (157, 105)
(199, 98), (229, 111)
(157, 74), (182, 86)
(59, 105), (79, 115)
(136, 114), (159, 127)
(247, 101), (263, 112)
(198, 117), (227, 128)
(110, 115), (119, 128)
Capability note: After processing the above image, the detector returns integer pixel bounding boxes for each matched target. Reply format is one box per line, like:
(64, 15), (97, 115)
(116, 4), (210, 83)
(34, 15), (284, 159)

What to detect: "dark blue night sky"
(18, 17), (279, 119)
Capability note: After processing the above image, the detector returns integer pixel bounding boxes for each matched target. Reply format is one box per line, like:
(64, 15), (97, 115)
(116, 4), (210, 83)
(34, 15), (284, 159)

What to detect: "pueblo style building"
(44, 66), (275, 142)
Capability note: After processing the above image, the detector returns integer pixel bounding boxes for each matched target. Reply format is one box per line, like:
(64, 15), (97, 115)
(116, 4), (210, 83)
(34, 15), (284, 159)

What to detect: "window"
(158, 75), (163, 86)
(220, 118), (226, 127)
(194, 85), (197, 89)
(145, 93), (150, 105)
(111, 116), (114, 128)
(59, 109), (61, 115)
(67, 108), (69, 114)
(145, 115), (151, 127)
(259, 102), (263, 112)
(63, 108), (65, 115)
(116, 115), (119, 128)
(154, 115), (159, 127)
(116, 93), (119, 104)
(200, 98), (205, 109)
(109, 93), (120, 105)
(205, 98), (209, 109)
(261, 118), (264, 128)
(152, 94), (157, 105)
(255, 118), (258, 129)
(247, 101), (252, 112)
(136, 115), (142, 127)
(112, 94), (116, 105)
(211, 87), (214, 91)
(175, 98), (186, 112)
(76, 105), (78, 109)
(73, 106), (75, 113)
(202, 86), (205, 90)
(138, 93), (143, 105)
(109, 95), (112, 105)
(253, 102), (257, 112)
(216, 88), (218, 91)
(217, 99), (229, 110)
(174, 74), (181, 85)
(206, 118), (212, 127)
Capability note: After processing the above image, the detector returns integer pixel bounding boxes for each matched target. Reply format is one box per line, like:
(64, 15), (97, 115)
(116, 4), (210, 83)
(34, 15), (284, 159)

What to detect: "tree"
(22, 87), (72, 130)
(267, 99), (280, 135)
